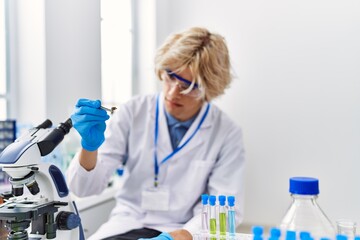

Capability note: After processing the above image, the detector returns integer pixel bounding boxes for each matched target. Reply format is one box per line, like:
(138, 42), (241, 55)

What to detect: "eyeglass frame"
(165, 69), (199, 90)
(163, 70), (201, 98)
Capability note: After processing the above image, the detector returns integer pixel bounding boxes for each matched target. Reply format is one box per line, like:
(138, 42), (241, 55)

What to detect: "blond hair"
(154, 27), (232, 101)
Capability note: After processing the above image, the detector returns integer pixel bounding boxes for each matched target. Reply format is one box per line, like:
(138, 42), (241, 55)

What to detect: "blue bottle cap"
(218, 195), (226, 206)
(201, 194), (209, 205)
(252, 226), (264, 236)
(289, 177), (319, 195)
(270, 228), (281, 238)
(285, 230), (296, 240)
(209, 195), (216, 206)
(227, 195), (235, 207)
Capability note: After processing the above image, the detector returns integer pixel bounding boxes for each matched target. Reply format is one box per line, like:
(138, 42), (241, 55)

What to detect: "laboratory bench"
(0, 176), (262, 239)
(71, 178), (120, 238)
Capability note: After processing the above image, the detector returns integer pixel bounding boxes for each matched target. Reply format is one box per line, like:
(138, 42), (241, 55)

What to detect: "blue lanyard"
(153, 94), (210, 187)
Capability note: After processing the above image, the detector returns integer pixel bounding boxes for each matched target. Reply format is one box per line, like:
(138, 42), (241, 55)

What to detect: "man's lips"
(166, 98), (183, 107)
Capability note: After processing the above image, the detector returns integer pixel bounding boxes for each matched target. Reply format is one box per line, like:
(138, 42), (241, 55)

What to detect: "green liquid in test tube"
(210, 219), (217, 234)
(218, 195), (227, 235)
(209, 195), (217, 235)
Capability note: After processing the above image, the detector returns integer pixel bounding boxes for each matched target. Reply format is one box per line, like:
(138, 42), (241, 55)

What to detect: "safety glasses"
(163, 70), (201, 98)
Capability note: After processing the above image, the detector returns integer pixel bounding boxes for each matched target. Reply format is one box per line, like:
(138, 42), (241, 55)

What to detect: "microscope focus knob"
(56, 211), (81, 230)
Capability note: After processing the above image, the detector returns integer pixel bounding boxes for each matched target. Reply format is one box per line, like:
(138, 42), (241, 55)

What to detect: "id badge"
(141, 186), (170, 211)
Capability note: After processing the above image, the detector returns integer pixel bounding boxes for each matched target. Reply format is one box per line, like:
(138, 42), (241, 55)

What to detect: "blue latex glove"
(138, 232), (173, 240)
(71, 98), (110, 151)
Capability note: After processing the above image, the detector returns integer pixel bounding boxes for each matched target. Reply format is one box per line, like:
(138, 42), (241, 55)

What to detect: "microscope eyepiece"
(36, 119), (53, 129)
(37, 118), (73, 156)
(58, 118), (72, 135)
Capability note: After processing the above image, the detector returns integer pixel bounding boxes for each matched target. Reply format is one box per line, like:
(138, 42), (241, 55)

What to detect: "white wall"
(156, 0), (360, 230)
(44, 0), (102, 124)
(7, 0), (46, 124)
(8, 0), (101, 125)
(132, 0), (158, 95)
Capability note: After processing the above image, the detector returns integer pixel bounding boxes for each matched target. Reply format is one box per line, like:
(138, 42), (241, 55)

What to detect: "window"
(100, 0), (133, 106)
(0, 1), (7, 119)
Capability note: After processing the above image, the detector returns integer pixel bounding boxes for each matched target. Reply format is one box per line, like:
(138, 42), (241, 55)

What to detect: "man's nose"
(168, 83), (181, 97)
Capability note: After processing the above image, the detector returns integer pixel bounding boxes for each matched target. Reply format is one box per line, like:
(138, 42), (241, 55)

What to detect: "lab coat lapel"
(155, 94), (173, 161)
(175, 102), (212, 159)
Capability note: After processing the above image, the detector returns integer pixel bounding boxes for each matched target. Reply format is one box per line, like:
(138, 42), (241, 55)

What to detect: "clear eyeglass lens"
(177, 82), (191, 91)
(164, 72), (201, 97)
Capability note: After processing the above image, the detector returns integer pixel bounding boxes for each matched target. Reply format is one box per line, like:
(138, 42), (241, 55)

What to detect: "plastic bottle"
(280, 177), (335, 239)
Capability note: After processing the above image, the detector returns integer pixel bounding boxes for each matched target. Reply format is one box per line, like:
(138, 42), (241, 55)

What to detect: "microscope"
(0, 119), (84, 240)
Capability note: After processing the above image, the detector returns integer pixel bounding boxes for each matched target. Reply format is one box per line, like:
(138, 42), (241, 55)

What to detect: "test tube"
(227, 196), (236, 236)
(218, 195), (227, 235)
(201, 194), (209, 233)
(209, 195), (217, 235)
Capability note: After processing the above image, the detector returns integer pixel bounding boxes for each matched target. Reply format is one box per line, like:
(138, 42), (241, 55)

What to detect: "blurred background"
(0, 0), (359, 234)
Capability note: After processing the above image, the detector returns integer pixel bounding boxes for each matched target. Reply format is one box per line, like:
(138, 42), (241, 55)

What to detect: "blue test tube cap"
(270, 227), (281, 238)
(209, 195), (216, 206)
(252, 226), (264, 236)
(218, 195), (226, 206)
(336, 235), (348, 240)
(300, 231), (311, 240)
(227, 195), (235, 207)
(285, 230), (296, 240)
(320, 238), (331, 240)
(354, 236), (360, 240)
(201, 194), (209, 205)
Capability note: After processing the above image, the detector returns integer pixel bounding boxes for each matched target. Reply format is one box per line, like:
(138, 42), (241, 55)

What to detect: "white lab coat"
(67, 93), (245, 239)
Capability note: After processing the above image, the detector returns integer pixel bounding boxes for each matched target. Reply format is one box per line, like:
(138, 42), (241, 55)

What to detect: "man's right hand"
(71, 98), (110, 151)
